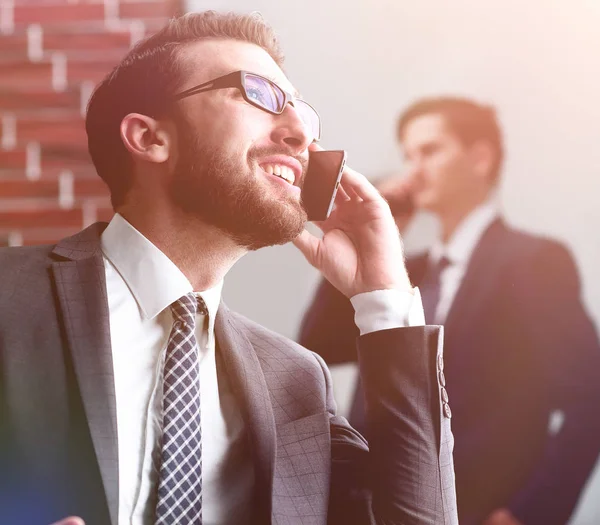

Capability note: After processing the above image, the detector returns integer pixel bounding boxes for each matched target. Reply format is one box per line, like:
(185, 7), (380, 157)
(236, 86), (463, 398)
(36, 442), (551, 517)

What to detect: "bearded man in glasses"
(0, 12), (457, 525)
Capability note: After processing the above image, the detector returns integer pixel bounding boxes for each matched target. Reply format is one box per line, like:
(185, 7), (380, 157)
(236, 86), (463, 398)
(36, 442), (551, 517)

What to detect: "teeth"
(261, 163), (295, 184)
(284, 167), (295, 183)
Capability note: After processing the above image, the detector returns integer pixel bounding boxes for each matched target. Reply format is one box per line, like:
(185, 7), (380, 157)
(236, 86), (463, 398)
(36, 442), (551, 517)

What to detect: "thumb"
(292, 229), (321, 268)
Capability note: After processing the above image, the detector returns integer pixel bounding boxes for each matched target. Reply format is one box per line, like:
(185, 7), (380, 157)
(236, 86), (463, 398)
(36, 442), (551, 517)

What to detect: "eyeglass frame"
(172, 70), (321, 142)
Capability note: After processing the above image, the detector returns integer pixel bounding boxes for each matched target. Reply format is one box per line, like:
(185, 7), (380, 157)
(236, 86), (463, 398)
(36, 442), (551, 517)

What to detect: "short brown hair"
(86, 11), (284, 208)
(397, 96), (504, 182)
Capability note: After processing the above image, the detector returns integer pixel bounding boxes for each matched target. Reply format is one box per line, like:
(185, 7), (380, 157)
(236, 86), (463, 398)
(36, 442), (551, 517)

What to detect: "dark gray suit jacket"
(0, 224), (457, 525)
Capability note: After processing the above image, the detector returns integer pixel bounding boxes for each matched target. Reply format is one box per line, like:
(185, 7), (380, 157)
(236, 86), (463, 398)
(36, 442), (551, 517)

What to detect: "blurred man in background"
(299, 97), (600, 525)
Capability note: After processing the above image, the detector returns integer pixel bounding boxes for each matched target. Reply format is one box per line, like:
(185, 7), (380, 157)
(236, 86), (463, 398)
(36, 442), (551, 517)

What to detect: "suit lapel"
(51, 224), (119, 525)
(215, 304), (277, 524)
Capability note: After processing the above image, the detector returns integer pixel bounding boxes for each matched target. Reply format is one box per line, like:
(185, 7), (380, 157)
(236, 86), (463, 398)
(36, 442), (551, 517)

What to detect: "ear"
(469, 140), (495, 182)
(120, 113), (172, 165)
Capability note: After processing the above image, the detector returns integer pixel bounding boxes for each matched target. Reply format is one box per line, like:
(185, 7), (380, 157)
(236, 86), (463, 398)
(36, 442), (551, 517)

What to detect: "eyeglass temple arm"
(173, 71), (241, 101)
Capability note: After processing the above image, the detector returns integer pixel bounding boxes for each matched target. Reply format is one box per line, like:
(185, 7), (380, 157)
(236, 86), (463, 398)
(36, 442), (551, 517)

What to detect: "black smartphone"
(301, 150), (347, 221)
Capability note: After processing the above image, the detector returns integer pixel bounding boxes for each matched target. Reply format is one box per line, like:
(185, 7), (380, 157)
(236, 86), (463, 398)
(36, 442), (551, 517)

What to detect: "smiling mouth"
(260, 163), (295, 185)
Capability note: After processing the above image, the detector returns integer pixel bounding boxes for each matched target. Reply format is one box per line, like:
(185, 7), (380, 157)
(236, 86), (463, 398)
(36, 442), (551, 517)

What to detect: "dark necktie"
(420, 256), (450, 324)
(156, 293), (206, 525)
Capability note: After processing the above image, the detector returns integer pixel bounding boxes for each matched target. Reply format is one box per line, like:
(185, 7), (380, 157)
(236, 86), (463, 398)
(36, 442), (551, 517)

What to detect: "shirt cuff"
(350, 288), (425, 335)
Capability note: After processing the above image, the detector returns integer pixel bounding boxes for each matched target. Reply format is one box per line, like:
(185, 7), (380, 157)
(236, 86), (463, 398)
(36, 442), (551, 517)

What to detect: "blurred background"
(1, 0), (599, 522)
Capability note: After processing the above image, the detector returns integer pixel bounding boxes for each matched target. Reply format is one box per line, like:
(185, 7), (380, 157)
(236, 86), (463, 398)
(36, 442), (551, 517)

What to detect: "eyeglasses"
(173, 70), (321, 142)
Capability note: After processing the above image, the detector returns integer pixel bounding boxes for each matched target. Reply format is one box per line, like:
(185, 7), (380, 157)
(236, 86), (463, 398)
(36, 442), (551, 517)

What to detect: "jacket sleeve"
(507, 241), (600, 525)
(322, 325), (458, 525)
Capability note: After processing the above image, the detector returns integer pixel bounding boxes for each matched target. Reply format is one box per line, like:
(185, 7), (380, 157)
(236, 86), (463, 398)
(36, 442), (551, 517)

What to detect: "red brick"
(0, 56), (119, 90)
(14, 113), (87, 147)
(0, 148), (27, 170)
(1, 0), (176, 236)
(67, 58), (120, 84)
(43, 29), (133, 53)
(0, 60), (53, 89)
(0, 144), (95, 179)
(74, 177), (109, 197)
(0, 226), (81, 246)
(0, 87), (81, 113)
(119, 1), (174, 20)
(42, 144), (93, 171)
(132, 17), (170, 34)
(0, 166), (98, 181)
(14, 4), (106, 26)
(0, 34), (28, 55)
(0, 178), (58, 199)
(20, 228), (82, 245)
(0, 206), (83, 229)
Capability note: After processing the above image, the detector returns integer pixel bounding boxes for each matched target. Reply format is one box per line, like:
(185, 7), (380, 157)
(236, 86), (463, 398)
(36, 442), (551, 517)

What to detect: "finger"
(339, 165), (382, 202)
(335, 184), (351, 202)
(340, 180), (363, 202)
(306, 146), (379, 201)
(316, 218), (339, 235)
(50, 517), (85, 525)
(311, 217), (340, 235)
(292, 229), (321, 268)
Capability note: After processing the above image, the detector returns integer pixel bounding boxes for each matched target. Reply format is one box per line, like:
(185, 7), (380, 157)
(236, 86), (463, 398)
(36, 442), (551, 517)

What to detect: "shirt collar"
(100, 213), (223, 325)
(430, 194), (500, 266)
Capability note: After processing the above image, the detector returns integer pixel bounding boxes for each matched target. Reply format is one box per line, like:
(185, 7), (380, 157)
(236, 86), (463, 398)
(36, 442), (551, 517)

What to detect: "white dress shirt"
(428, 197), (500, 324)
(100, 213), (424, 525)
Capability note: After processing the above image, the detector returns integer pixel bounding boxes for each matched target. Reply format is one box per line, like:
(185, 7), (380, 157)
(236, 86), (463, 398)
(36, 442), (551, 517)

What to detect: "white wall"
(188, 1), (600, 522)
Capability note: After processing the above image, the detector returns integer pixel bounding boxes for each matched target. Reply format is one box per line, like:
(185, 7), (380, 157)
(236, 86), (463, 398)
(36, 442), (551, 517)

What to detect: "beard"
(168, 117), (307, 251)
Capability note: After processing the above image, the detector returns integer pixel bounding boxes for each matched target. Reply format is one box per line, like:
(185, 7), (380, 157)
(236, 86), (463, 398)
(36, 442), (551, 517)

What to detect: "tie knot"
(171, 293), (201, 327)
(422, 255), (451, 287)
(434, 255), (451, 273)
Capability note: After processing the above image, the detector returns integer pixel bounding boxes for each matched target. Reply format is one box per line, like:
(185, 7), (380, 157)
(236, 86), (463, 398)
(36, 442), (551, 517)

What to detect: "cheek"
(187, 97), (256, 145)
(429, 153), (454, 175)
(220, 112), (272, 159)
(429, 154), (462, 185)
(417, 160), (443, 192)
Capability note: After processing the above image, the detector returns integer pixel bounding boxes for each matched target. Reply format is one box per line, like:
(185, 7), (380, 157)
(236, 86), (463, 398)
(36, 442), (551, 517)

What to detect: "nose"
(270, 102), (313, 152)
(403, 156), (425, 182)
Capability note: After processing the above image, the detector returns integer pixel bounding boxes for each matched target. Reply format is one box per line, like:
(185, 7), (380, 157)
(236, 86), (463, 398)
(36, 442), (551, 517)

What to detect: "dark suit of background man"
(0, 12), (458, 525)
(300, 97), (600, 525)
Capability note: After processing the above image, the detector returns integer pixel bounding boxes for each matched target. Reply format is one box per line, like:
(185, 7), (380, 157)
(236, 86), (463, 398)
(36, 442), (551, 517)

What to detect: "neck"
(437, 192), (491, 243)
(118, 200), (247, 291)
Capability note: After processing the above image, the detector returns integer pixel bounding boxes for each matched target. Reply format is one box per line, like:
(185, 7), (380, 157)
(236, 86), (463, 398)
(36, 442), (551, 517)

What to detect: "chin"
(231, 198), (307, 251)
(414, 193), (437, 211)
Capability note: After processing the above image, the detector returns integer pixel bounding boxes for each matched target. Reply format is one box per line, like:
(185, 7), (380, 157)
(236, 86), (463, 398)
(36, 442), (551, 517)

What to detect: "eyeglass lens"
(243, 74), (320, 140)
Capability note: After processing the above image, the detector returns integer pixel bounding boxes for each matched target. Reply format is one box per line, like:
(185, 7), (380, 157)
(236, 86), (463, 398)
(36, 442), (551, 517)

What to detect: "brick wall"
(0, 0), (179, 246)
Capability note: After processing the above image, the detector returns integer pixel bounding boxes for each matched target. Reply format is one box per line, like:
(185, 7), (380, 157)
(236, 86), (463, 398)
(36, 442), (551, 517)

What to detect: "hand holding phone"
(294, 158), (412, 298)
